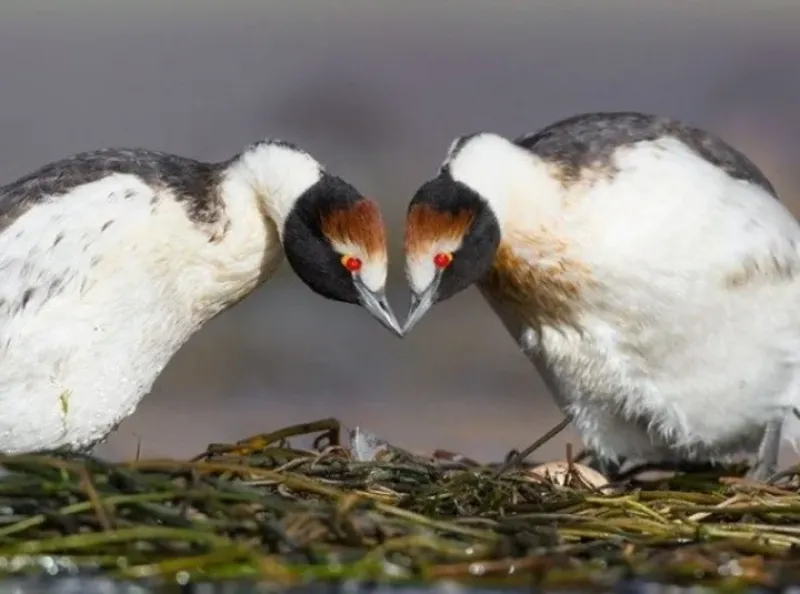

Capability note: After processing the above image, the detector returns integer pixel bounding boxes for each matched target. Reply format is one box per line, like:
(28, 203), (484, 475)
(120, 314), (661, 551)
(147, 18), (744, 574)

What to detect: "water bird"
(401, 111), (800, 481)
(0, 139), (400, 455)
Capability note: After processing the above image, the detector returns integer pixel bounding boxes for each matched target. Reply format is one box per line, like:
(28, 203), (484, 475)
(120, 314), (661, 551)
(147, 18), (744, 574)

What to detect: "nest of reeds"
(0, 417), (799, 590)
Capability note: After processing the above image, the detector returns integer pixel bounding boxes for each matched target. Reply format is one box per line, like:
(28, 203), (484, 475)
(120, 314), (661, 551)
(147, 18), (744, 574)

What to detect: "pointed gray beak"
(402, 274), (442, 334)
(354, 279), (403, 337)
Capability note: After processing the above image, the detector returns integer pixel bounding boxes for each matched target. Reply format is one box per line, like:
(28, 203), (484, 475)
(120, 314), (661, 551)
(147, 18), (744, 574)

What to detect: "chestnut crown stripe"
(320, 199), (387, 256)
(404, 203), (475, 253)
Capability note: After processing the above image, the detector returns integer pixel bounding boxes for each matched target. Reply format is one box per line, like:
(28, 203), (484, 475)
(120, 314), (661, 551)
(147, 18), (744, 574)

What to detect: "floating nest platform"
(0, 418), (799, 590)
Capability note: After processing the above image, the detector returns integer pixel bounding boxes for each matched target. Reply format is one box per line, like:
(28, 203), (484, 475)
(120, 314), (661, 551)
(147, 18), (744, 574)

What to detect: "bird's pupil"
(345, 257), (362, 272)
(434, 253), (451, 268)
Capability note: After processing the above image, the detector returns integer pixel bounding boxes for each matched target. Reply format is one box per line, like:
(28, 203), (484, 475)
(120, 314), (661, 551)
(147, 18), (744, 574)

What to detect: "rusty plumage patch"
(320, 198), (387, 257)
(479, 240), (595, 333)
(404, 204), (475, 254)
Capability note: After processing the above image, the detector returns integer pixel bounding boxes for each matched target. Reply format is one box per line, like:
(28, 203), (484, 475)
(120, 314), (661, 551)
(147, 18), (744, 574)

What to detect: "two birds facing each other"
(1, 110), (799, 484)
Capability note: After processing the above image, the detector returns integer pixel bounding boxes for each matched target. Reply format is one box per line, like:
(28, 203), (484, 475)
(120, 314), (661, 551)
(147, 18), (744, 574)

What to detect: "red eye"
(342, 256), (362, 272)
(433, 252), (453, 269)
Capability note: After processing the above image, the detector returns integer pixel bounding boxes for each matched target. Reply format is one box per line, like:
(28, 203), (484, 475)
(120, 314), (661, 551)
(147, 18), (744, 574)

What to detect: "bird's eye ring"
(433, 252), (453, 269)
(342, 255), (362, 272)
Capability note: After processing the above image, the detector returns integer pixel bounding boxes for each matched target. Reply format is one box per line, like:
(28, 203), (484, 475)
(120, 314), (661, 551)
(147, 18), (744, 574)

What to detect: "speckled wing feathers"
(0, 148), (227, 232)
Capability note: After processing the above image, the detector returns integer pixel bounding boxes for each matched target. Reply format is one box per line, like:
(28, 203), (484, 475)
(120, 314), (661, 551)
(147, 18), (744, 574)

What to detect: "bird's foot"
(744, 459), (777, 483)
(745, 416), (783, 483)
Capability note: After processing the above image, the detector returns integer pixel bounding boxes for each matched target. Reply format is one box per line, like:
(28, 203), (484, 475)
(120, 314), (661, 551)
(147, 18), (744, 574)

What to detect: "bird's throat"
(479, 242), (593, 332)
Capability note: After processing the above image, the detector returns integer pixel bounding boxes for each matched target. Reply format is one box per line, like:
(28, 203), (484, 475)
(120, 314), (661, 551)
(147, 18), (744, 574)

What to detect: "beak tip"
(357, 285), (404, 338)
(401, 290), (434, 335)
(383, 312), (404, 338)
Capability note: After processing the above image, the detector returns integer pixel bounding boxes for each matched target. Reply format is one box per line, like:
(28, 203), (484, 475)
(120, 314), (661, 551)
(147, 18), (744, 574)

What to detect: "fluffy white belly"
(479, 285), (800, 465)
(0, 290), (196, 453)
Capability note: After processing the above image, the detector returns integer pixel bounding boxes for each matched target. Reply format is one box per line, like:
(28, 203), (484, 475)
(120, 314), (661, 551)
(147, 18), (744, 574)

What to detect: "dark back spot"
(21, 288), (34, 309)
(48, 277), (64, 298)
(515, 112), (777, 196)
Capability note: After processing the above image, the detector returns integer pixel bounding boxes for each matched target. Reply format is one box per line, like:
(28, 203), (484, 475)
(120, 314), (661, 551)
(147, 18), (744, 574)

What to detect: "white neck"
(446, 133), (564, 232)
(171, 142), (324, 320)
(219, 142), (324, 238)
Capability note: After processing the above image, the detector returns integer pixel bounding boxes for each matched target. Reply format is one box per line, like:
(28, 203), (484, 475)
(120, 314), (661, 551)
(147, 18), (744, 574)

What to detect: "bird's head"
(282, 173), (401, 337)
(402, 135), (506, 333)
(228, 140), (401, 335)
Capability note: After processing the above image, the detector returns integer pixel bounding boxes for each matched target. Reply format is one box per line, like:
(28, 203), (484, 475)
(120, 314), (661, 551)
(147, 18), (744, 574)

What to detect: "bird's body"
(0, 142), (398, 454)
(403, 112), (800, 478)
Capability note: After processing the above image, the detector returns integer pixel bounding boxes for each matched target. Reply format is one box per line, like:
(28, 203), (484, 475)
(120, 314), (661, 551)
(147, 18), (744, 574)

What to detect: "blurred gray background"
(2, 0), (799, 464)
